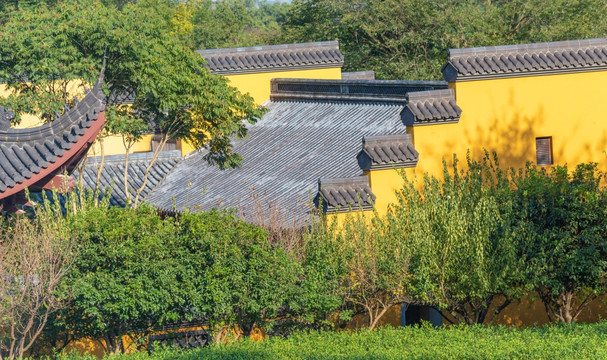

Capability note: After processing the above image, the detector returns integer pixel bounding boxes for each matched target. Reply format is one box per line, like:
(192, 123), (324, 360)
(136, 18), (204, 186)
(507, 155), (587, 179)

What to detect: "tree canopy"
(282, 0), (607, 80)
(0, 0), (264, 168)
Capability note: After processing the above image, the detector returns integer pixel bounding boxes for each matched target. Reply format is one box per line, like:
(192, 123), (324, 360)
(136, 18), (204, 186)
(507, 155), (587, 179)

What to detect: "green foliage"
(56, 206), (184, 354)
(0, 0), (264, 168)
(187, 0), (290, 50)
(283, 0), (607, 80)
(385, 153), (525, 324)
(175, 211), (297, 341)
(282, 221), (347, 331)
(336, 213), (414, 329)
(514, 163), (607, 323)
(57, 323), (607, 360)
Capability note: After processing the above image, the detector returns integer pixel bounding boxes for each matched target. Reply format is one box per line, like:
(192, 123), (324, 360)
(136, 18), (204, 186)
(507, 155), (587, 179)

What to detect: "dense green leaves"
(283, 0), (607, 80)
(187, 0), (289, 50)
(385, 153), (525, 325)
(0, 0), (264, 168)
(514, 163), (607, 323)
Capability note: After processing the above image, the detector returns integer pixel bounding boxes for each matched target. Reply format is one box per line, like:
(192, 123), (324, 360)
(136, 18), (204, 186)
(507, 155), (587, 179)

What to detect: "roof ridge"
(406, 88), (454, 101)
(318, 176), (371, 187)
(443, 37), (607, 81)
(362, 134), (412, 145)
(270, 78), (448, 104)
(197, 41), (340, 56)
(198, 41), (344, 75)
(448, 38), (607, 58)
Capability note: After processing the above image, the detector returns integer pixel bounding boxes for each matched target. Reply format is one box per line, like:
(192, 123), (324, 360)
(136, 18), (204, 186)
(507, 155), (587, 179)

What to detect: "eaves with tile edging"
(443, 38), (607, 81)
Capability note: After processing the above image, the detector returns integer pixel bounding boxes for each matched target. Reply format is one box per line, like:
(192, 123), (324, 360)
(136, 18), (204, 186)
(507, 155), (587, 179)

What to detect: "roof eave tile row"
(443, 38), (607, 81)
(314, 176), (375, 214)
(0, 78), (105, 195)
(402, 89), (462, 126)
(357, 134), (419, 170)
(198, 41), (345, 75)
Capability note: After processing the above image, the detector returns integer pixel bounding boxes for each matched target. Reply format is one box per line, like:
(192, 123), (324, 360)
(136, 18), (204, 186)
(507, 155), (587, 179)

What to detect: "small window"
(536, 137), (553, 166)
(151, 135), (178, 152)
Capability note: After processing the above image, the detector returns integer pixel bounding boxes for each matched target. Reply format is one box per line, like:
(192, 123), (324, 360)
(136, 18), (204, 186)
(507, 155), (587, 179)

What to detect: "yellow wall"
(225, 67), (342, 105)
(413, 71), (607, 178)
(364, 168), (417, 217)
(325, 209), (373, 229)
(89, 134), (155, 157)
(361, 70), (607, 217)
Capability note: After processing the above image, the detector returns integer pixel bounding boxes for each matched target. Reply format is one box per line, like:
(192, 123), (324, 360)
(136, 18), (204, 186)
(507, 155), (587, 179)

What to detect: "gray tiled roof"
(197, 41), (344, 75)
(442, 38), (607, 81)
(402, 89), (461, 126)
(74, 151), (181, 207)
(357, 134), (418, 170)
(313, 176), (375, 213)
(145, 79), (446, 226)
(0, 80), (105, 194)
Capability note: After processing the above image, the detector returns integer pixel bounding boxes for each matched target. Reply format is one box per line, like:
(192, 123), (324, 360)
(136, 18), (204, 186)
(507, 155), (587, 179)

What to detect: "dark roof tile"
(402, 89), (461, 126)
(443, 38), (607, 81)
(197, 41), (345, 75)
(0, 79), (105, 194)
(74, 151), (181, 207)
(357, 134), (418, 170)
(314, 176), (375, 213)
(145, 79), (444, 226)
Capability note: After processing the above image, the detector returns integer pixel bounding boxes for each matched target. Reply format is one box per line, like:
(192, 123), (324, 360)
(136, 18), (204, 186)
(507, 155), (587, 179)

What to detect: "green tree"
(188, 0), (289, 50)
(387, 153), (525, 325)
(56, 206), (185, 354)
(175, 210), (297, 344)
(514, 163), (607, 323)
(0, 0), (264, 170)
(283, 0), (607, 80)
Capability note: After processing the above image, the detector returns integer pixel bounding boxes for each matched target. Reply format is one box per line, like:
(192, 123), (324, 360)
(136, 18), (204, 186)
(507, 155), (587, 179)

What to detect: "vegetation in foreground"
(2, 154), (606, 359)
(58, 323), (607, 360)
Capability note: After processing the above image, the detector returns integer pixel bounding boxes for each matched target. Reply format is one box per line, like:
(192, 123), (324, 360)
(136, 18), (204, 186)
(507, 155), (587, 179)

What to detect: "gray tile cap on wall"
(0, 79), (105, 193)
(442, 38), (607, 81)
(402, 89), (462, 126)
(313, 176), (375, 213)
(357, 134), (418, 170)
(197, 41), (345, 75)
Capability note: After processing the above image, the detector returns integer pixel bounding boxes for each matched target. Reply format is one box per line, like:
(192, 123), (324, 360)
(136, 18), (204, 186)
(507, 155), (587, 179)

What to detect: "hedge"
(59, 323), (607, 360)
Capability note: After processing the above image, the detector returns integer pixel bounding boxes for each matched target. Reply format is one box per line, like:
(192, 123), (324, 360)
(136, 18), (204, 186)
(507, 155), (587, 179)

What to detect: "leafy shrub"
(514, 163), (607, 323)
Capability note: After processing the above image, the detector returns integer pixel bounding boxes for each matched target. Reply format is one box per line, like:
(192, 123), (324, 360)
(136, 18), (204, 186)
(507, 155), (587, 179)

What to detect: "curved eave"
(0, 111), (105, 198)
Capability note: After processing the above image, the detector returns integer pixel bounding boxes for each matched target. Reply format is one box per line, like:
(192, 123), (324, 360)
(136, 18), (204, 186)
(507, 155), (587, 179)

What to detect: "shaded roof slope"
(75, 151), (181, 207)
(197, 41), (344, 75)
(145, 79), (446, 225)
(0, 77), (106, 198)
(443, 38), (607, 81)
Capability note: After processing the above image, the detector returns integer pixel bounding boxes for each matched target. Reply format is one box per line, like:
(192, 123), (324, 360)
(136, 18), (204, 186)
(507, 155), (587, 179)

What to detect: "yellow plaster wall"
(225, 67), (342, 105)
(363, 70), (607, 216)
(88, 134), (155, 157)
(325, 210), (373, 229)
(365, 168), (417, 216)
(412, 71), (607, 179)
